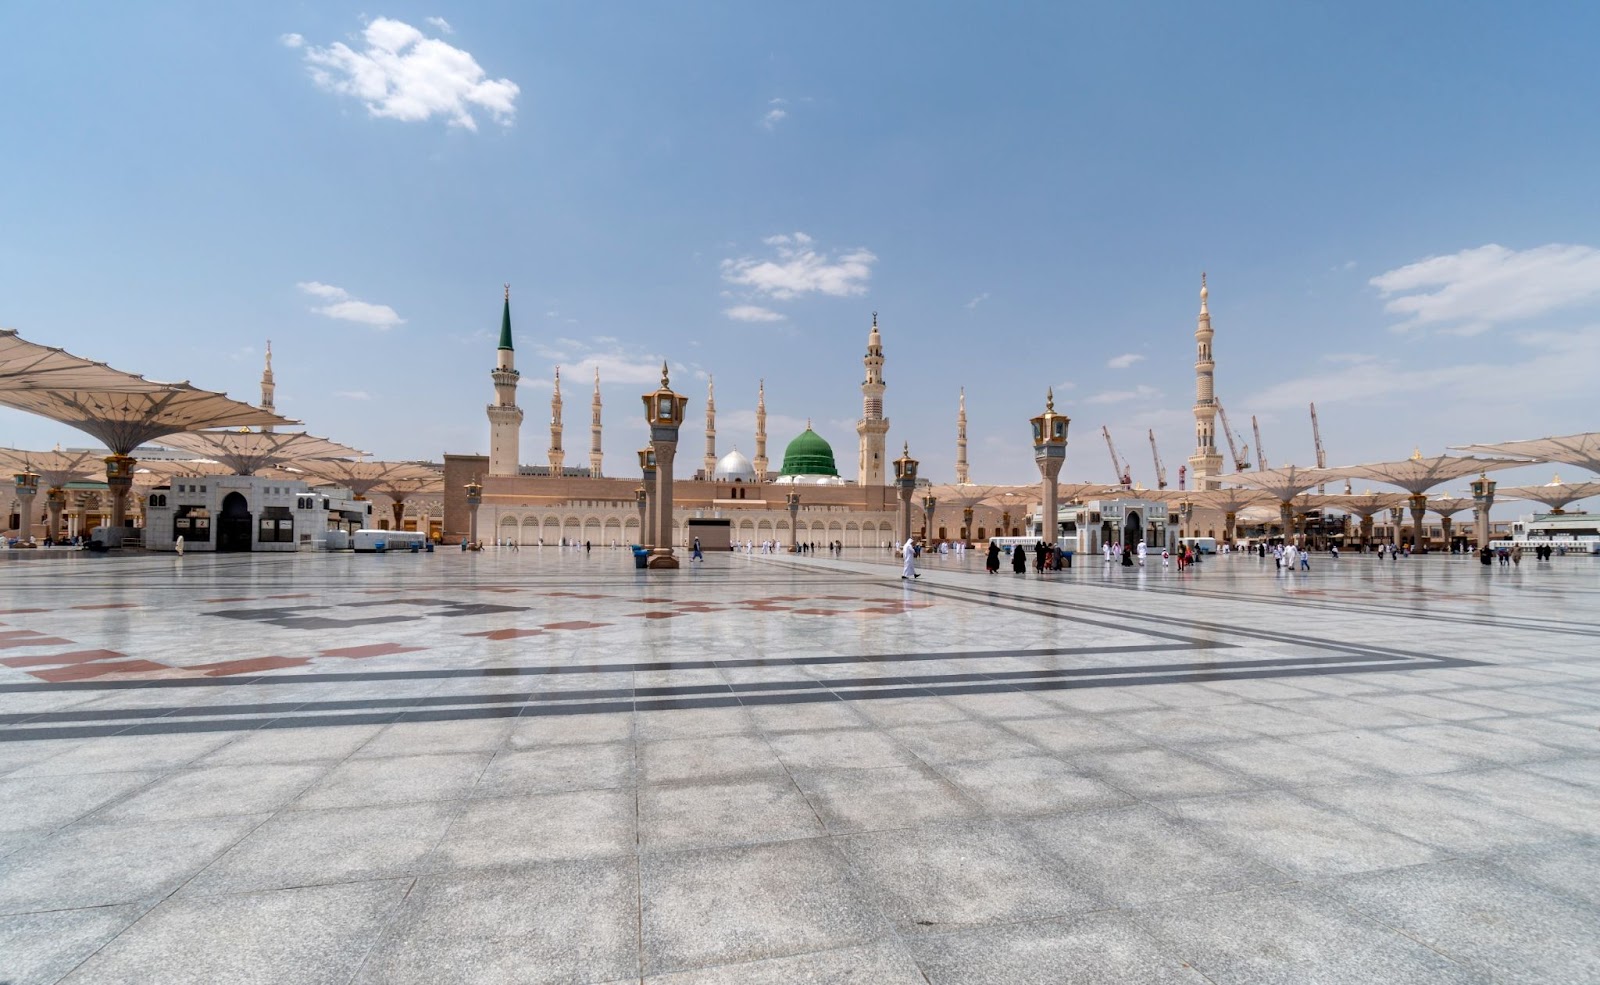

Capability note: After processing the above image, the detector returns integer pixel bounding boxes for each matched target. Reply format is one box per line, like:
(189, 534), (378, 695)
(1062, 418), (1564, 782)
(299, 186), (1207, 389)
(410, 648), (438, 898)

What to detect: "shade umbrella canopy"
(0, 447), (105, 488)
(1166, 487), (1277, 514)
(1428, 495), (1477, 518)
(0, 329), (178, 392)
(0, 386), (296, 456)
(130, 459), (239, 487)
(1316, 490), (1409, 520)
(1210, 465), (1351, 502)
(1452, 433), (1600, 476)
(1494, 476), (1600, 513)
(285, 459), (441, 498)
(162, 430), (366, 475)
(1337, 452), (1531, 496)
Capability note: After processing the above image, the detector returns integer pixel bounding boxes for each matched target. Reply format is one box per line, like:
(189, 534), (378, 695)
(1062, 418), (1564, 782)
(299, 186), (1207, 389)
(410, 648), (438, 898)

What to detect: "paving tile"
(997, 716), (1148, 755)
(292, 752), (490, 810)
(935, 755), (1133, 815)
(889, 720), (1043, 764)
(639, 734), (785, 785)
(1425, 767), (1600, 837)
(1488, 839), (1600, 907)
(9, 732), (237, 777)
(643, 942), (925, 984)
(0, 770), (160, 834)
(180, 801), (459, 896)
(745, 699), (872, 732)
(0, 815), (263, 913)
(509, 710), (634, 747)
(1132, 884), (1485, 985)
(1022, 805), (1288, 905)
(356, 860), (638, 984)
(838, 820), (1102, 933)
(96, 763), (329, 821)
(793, 763), (985, 833)
(474, 741), (634, 796)
(0, 904), (146, 985)
(1300, 778), (1565, 853)
(430, 788), (635, 868)
(1163, 789), (1444, 879)
(640, 838), (884, 974)
(766, 728), (918, 771)
(353, 718), (513, 758)
(1189, 738), (1385, 787)
(194, 724), (386, 765)
(1287, 730), (1482, 776)
(1075, 747), (1257, 800)
(639, 776), (822, 852)
(1323, 859), (1600, 985)
(910, 911), (1209, 985)
(60, 880), (407, 985)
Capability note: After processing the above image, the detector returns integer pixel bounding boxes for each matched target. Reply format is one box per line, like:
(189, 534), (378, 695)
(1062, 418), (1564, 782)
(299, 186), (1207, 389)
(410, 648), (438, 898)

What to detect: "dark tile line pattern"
(0, 652), (1482, 742)
(0, 649), (1419, 727)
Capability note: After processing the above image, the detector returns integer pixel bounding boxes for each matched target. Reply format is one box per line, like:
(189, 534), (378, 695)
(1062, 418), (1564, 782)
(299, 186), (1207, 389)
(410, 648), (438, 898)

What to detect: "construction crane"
(1252, 416), (1268, 471)
(1102, 426), (1132, 487)
(1309, 402), (1351, 494)
(1178, 464), (1187, 491)
(1148, 429), (1168, 489)
(1216, 402), (1251, 471)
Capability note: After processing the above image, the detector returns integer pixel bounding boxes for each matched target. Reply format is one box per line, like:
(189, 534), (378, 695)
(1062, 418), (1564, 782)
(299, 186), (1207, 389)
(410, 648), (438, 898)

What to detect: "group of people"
(1480, 544), (1525, 566)
(1101, 540), (1148, 567)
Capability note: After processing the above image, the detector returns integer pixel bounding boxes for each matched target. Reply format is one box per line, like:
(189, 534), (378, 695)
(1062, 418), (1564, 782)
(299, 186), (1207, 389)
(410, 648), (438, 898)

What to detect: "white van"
(353, 529), (428, 553)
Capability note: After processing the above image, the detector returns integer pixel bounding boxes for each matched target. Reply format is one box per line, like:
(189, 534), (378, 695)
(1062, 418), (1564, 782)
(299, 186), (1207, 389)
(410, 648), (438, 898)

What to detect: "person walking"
(986, 540), (1001, 573)
(691, 537), (704, 562)
(1012, 543), (1027, 574)
(901, 537), (919, 579)
(1511, 544), (1522, 566)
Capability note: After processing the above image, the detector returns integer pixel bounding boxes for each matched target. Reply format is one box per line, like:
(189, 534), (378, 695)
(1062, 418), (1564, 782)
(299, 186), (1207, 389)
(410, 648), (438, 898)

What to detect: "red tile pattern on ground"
(33, 659), (169, 682)
(318, 643), (427, 659)
(3, 649), (128, 669)
(464, 628), (546, 640)
(189, 656), (313, 676)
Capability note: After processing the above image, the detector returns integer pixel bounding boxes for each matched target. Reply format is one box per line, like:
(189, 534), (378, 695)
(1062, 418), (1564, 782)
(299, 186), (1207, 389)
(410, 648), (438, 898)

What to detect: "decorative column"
(1470, 474), (1496, 549)
(465, 479), (482, 545)
(1360, 513), (1375, 550)
(921, 493), (938, 543)
(14, 472), (38, 541)
(786, 490), (800, 553)
(635, 486), (648, 547)
(962, 507), (974, 545)
(105, 455), (136, 529)
(638, 447), (657, 548)
(1221, 509), (1235, 545)
(1279, 501), (1294, 544)
(390, 500), (406, 530)
(1388, 506), (1404, 547)
(1408, 492), (1429, 553)
(46, 487), (66, 541)
(642, 364), (688, 569)
(893, 443), (918, 545)
(1030, 388), (1069, 545)
(1440, 515), (1455, 551)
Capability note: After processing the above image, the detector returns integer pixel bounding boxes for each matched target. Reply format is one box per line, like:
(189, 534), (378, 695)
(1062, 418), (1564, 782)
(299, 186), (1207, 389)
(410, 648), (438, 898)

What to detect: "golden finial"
(503, 283), (510, 301)
(903, 440), (909, 455)
(1411, 447), (1422, 460)
(1552, 473), (1563, 485)
(660, 361), (670, 387)
(1046, 386), (1055, 412)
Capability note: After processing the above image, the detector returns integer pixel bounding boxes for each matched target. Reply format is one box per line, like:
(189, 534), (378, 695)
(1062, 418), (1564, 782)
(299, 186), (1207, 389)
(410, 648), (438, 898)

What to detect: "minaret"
(955, 387), (969, 484)
(260, 340), (276, 432)
(486, 286), (523, 476)
(1188, 274), (1224, 490)
(588, 368), (603, 477)
(753, 379), (769, 480)
(856, 312), (891, 485)
(703, 375), (717, 479)
(548, 366), (565, 474)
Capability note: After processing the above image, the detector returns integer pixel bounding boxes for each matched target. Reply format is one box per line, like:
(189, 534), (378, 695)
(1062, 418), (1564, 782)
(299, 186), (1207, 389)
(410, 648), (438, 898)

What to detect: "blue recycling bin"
(631, 545), (650, 569)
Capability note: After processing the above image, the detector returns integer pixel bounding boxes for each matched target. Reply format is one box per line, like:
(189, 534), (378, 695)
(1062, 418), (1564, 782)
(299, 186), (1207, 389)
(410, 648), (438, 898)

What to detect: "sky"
(2, 2), (1598, 506)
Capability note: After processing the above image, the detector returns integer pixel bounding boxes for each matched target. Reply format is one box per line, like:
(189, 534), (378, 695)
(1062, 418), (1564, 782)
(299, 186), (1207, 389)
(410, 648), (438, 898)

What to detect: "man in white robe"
(901, 538), (919, 579)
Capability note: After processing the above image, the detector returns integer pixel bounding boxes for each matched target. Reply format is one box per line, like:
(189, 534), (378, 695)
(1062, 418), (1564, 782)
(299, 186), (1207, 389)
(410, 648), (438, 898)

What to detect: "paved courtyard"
(0, 546), (1597, 984)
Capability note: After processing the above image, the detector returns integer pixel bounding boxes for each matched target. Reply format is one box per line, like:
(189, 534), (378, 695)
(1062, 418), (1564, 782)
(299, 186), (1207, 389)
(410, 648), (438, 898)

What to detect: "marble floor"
(0, 546), (1597, 984)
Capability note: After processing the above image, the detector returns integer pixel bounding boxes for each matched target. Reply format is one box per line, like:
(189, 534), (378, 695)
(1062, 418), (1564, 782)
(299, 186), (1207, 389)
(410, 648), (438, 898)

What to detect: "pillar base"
(646, 552), (680, 569)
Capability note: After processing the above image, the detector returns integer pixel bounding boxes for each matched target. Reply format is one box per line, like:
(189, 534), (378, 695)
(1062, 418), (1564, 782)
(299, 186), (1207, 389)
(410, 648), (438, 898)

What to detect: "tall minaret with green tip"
(487, 285), (523, 476)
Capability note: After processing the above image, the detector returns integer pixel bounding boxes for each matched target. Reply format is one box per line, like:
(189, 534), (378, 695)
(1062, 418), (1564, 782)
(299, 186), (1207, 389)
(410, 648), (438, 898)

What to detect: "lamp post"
(104, 454), (135, 530)
(1470, 474), (1496, 549)
(464, 478), (482, 546)
(1388, 506), (1404, 549)
(642, 363), (688, 568)
(46, 486), (66, 541)
(785, 490), (800, 553)
(635, 486), (648, 548)
(638, 447), (656, 548)
(1030, 388), (1069, 547)
(921, 493), (938, 544)
(1181, 499), (1196, 547)
(962, 506), (974, 545)
(13, 472), (38, 541)
(893, 443), (918, 546)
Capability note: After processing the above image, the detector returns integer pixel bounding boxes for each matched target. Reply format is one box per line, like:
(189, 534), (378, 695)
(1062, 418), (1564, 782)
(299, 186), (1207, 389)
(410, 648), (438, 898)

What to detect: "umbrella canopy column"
(12, 471), (38, 539)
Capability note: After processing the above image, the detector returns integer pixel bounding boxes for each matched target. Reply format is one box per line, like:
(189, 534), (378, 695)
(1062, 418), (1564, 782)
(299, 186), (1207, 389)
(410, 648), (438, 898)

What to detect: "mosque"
(440, 294), (1013, 548)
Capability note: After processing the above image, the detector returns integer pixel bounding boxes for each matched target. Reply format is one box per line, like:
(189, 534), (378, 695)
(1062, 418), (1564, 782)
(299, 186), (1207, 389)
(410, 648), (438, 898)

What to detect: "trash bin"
(631, 545), (650, 569)
(1061, 549), (1073, 569)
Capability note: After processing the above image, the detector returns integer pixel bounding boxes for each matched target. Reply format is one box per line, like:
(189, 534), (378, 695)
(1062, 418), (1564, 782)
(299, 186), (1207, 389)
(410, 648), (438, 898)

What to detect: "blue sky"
(2, 2), (1597, 500)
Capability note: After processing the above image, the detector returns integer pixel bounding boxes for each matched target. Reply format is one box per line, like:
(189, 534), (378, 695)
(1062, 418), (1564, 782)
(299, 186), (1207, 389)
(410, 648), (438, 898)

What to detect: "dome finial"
(806, 417), (812, 430)
(660, 361), (670, 388)
(504, 283), (510, 301)
(1046, 386), (1054, 412)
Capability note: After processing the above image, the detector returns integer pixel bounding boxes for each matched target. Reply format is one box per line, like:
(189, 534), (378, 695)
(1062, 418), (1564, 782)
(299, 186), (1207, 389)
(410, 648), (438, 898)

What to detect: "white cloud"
(761, 108), (787, 130)
(294, 17), (519, 131)
(723, 304), (785, 323)
(1107, 353), (1144, 369)
(1371, 243), (1600, 332)
(425, 16), (453, 34)
(1085, 385), (1161, 405)
(280, 33), (304, 49)
(721, 234), (876, 301)
(964, 292), (990, 310)
(533, 338), (667, 386)
(334, 390), (371, 400)
(296, 282), (404, 328)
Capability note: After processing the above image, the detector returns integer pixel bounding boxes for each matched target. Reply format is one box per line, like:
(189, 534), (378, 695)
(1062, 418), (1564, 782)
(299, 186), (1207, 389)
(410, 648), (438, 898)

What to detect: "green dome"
(779, 427), (840, 477)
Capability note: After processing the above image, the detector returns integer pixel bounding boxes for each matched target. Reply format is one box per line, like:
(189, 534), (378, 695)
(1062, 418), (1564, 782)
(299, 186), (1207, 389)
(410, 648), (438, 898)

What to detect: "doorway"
(1123, 510), (1143, 547)
(218, 492), (252, 552)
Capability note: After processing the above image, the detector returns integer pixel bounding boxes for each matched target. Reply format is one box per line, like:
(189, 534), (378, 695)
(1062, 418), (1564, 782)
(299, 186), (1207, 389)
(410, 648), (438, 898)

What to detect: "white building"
(142, 474), (372, 552)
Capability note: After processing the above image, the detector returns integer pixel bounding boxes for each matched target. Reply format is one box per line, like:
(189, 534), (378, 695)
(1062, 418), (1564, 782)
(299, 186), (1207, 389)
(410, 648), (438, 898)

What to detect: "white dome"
(713, 448), (756, 482)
